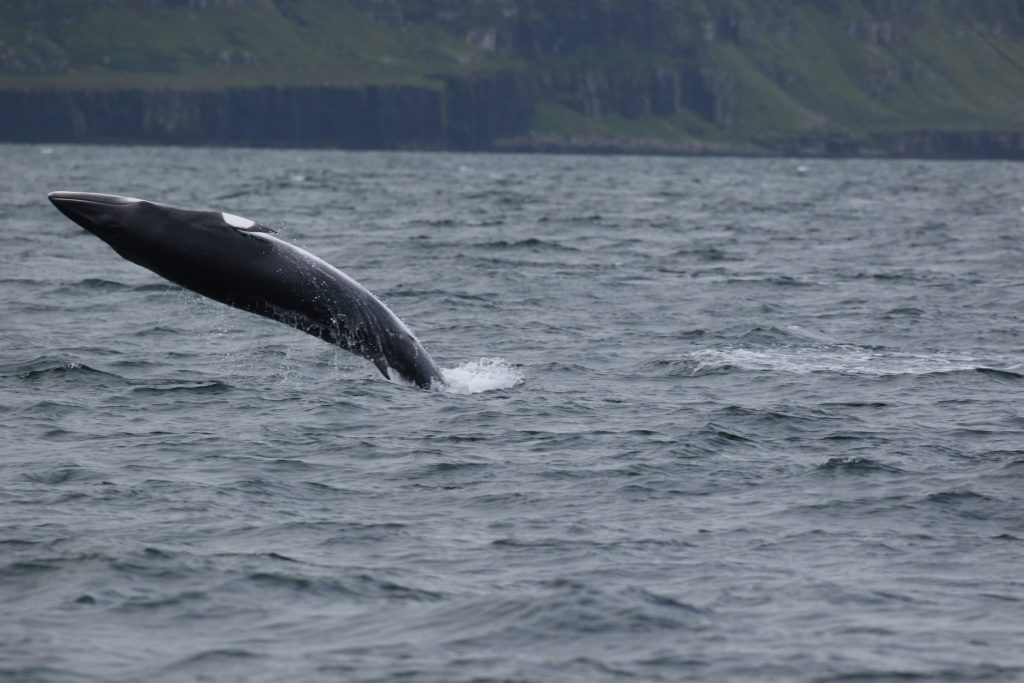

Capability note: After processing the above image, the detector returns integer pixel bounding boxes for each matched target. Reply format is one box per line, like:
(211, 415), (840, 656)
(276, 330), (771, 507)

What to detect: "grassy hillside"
(0, 0), (507, 89)
(1, 0), (1023, 152)
(708, 1), (1024, 137)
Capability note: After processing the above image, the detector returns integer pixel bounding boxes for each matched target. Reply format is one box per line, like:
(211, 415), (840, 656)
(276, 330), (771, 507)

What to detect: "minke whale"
(48, 191), (446, 389)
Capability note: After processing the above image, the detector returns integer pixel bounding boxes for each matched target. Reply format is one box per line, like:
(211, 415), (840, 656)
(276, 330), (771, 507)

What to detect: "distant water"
(2, 145), (1024, 682)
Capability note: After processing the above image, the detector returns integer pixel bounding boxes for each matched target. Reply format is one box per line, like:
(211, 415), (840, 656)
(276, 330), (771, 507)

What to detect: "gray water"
(2, 145), (1024, 682)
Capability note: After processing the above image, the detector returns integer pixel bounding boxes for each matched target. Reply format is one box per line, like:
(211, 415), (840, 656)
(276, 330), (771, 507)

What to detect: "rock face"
(442, 72), (535, 149)
(876, 130), (1024, 159)
(0, 75), (532, 149)
(532, 64), (734, 126)
(358, 1), (743, 129)
(1, 0), (1023, 157)
(0, 87), (435, 147)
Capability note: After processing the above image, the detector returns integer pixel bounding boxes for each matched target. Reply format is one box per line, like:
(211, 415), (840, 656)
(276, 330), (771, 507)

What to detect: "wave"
(2, 356), (124, 382)
(51, 278), (177, 294)
(815, 456), (907, 475)
(235, 569), (444, 602)
(657, 347), (1018, 378)
(735, 325), (847, 346)
(381, 581), (708, 647)
(21, 464), (103, 485)
(474, 238), (580, 252)
(382, 288), (496, 307)
(129, 380), (234, 395)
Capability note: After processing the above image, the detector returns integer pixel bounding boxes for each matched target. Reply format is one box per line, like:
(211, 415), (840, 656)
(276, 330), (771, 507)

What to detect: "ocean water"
(2, 145), (1024, 682)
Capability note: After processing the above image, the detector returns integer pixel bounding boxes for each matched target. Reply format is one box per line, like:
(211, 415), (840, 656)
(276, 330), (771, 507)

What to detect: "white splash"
(441, 358), (523, 394)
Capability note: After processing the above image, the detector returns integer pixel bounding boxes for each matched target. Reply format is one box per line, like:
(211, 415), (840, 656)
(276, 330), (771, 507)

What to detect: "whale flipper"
(372, 356), (391, 380)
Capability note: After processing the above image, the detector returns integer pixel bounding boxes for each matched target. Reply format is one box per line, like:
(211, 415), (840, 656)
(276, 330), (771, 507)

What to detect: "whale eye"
(222, 212), (256, 229)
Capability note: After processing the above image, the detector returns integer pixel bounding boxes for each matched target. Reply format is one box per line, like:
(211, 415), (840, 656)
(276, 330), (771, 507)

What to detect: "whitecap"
(686, 347), (998, 377)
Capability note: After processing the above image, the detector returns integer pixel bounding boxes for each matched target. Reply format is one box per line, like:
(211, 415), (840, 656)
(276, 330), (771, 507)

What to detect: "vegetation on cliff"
(1, 0), (1023, 155)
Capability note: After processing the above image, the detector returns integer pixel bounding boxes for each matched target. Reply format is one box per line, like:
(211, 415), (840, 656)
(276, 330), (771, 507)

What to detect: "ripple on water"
(4, 149), (1024, 682)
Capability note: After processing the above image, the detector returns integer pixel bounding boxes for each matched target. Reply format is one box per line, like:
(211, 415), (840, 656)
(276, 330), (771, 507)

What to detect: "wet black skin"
(48, 192), (446, 389)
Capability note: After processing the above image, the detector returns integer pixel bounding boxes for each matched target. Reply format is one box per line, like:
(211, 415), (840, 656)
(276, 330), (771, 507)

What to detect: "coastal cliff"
(0, 0), (1022, 157)
(0, 74), (532, 149)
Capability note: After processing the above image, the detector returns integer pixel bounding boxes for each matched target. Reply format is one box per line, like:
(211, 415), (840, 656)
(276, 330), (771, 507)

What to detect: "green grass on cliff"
(531, 102), (718, 142)
(524, 0), (1024, 144)
(1, 0), (1022, 146)
(0, 0), (506, 89)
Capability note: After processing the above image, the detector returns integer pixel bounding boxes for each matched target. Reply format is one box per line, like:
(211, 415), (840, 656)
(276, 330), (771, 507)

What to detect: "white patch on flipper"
(222, 212), (255, 229)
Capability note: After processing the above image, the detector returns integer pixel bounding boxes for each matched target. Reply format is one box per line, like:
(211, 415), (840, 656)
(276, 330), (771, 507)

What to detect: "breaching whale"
(48, 191), (446, 389)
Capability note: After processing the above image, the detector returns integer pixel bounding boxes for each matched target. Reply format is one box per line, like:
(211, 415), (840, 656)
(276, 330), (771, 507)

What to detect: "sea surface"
(2, 145), (1023, 682)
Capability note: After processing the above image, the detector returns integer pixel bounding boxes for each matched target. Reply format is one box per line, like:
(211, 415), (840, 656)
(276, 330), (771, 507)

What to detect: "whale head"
(48, 191), (266, 267)
(49, 191), (144, 240)
(48, 191), (179, 260)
